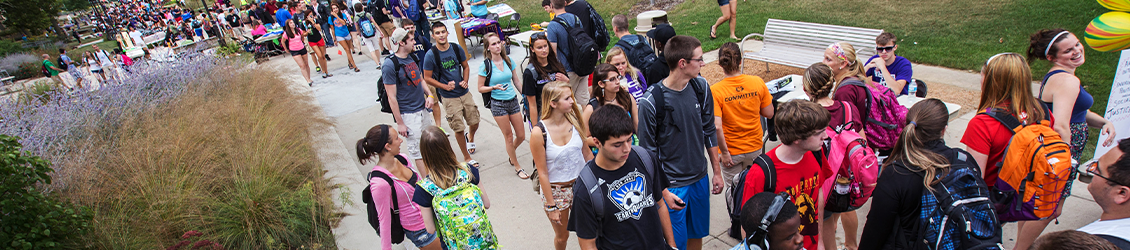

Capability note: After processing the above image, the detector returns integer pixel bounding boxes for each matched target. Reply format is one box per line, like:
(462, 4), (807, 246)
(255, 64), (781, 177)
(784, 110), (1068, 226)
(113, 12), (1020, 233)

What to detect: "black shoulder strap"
(1038, 69), (1070, 99)
(982, 109), (1023, 133)
(1097, 234), (1130, 250)
(691, 77), (707, 110)
(754, 154), (776, 192)
(578, 163), (603, 234)
(838, 79), (872, 123)
(632, 145), (656, 178)
(536, 121), (548, 149)
(453, 44), (466, 63)
(367, 170), (399, 214)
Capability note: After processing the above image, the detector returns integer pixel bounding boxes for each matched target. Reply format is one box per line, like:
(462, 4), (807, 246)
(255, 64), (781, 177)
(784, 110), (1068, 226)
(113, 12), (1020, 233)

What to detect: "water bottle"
(908, 79), (919, 98)
(834, 175), (851, 195)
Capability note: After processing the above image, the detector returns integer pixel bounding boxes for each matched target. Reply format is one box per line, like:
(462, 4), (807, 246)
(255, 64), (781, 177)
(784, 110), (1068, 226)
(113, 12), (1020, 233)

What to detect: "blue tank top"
(1040, 70), (1093, 123)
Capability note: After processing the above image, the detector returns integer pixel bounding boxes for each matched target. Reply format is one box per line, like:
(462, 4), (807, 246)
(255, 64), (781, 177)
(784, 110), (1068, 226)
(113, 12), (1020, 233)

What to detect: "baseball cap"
(390, 28), (410, 52)
(647, 24), (676, 45)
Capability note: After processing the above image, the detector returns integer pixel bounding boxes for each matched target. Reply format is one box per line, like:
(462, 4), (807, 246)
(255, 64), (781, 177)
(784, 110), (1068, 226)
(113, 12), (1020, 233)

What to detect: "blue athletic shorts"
(667, 176), (710, 250)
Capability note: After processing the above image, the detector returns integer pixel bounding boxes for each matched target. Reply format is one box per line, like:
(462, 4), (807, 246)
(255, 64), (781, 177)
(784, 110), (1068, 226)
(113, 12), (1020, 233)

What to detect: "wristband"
(544, 205), (558, 212)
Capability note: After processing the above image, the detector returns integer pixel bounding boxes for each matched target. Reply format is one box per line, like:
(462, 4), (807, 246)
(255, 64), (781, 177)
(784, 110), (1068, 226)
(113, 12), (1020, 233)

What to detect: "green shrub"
(18, 81), (57, 105)
(0, 135), (91, 249)
(14, 61), (43, 80)
(0, 40), (26, 56)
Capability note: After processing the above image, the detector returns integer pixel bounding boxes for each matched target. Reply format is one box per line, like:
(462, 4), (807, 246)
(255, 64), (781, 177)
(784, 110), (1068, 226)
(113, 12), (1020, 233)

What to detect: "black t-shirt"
(645, 54), (669, 87)
(522, 63), (564, 110)
(411, 165), (481, 207)
(563, 0), (596, 40)
(859, 140), (956, 250)
(370, 0), (391, 24)
(568, 149), (670, 250)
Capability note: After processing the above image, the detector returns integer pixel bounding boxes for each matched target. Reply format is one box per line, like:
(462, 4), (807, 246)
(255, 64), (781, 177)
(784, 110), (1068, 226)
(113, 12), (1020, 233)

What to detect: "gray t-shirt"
(422, 44), (468, 98)
(546, 13), (579, 73)
(637, 77), (718, 188)
(382, 55), (427, 113)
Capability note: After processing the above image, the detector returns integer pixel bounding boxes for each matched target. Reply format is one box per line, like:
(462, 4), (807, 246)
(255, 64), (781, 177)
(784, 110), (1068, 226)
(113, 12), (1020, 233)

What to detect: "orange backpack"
(982, 107), (1075, 222)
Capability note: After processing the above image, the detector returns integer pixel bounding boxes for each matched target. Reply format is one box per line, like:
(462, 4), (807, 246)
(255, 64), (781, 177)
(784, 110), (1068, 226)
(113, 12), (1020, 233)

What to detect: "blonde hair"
(978, 53), (1045, 124)
(539, 82), (589, 138)
(886, 99), (951, 191)
(829, 42), (868, 83)
(420, 126), (471, 189)
(803, 63), (835, 100)
(604, 47), (639, 78)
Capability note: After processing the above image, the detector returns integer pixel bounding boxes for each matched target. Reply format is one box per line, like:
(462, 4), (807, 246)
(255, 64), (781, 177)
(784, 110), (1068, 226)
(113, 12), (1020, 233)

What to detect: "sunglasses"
(1077, 159), (1129, 186)
(876, 46), (895, 52)
(529, 32), (547, 44)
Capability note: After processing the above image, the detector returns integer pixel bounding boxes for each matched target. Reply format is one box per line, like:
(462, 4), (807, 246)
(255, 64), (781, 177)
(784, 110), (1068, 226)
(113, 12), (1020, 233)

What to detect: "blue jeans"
(320, 21), (334, 47)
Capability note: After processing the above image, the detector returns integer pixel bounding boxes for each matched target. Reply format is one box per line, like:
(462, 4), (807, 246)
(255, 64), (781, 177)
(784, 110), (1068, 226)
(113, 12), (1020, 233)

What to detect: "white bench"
(740, 19), (884, 73)
(0, 70), (14, 86)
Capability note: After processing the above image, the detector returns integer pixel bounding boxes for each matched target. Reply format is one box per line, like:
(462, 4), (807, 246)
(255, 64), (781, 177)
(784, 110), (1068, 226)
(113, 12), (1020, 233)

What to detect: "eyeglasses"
(601, 75), (624, 82)
(1077, 159), (1129, 187)
(686, 57), (705, 63)
(876, 46), (895, 52)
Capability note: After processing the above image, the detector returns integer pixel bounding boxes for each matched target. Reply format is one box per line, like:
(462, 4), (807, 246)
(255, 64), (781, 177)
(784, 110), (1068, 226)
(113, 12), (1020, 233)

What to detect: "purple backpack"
(837, 79), (907, 151)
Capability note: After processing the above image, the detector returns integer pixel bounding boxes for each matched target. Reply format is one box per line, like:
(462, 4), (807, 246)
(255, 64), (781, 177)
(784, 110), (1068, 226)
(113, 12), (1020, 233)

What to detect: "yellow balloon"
(1099, 0), (1130, 12)
(1086, 12), (1130, 52)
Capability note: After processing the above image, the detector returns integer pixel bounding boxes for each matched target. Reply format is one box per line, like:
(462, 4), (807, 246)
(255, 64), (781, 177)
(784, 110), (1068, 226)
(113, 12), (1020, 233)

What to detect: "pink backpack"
(837, 79), (907, 151)
(822, 102), (881, 212)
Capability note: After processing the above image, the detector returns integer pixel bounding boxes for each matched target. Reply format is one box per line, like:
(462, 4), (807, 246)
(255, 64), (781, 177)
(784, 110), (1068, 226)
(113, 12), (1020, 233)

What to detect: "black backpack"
(553, 15), (599, 76)
(911, 149), (1003, 250)
(614, 34), (657, 72)
(377, 54), (419, 114)
(581, 1), (609, 51)
(650, 77), (708, 142)
(727, 150), (824, 239)
(361, 155), (414, 244)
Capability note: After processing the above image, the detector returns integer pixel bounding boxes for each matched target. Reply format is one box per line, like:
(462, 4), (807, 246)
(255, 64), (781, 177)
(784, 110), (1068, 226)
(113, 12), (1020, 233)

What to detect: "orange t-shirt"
(711, 74), (772, 155)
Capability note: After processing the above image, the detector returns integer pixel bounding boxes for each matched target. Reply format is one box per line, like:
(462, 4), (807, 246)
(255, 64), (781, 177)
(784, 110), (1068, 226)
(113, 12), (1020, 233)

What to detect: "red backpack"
(822, 102), (880, 212)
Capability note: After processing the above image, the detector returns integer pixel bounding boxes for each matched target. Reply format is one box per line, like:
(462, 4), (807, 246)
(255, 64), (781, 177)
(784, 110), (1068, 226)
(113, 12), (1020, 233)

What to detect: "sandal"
(353, 67), (360, 72)
(514, 169), (530, 179)
(710, 25), (718, 39)
(308, 81), (314, 87)
(468, 160), (480, 168)
(466, 133), (477, 154)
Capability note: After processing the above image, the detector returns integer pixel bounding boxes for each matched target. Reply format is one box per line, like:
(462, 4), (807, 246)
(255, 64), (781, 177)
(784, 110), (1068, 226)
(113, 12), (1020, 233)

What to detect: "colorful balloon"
(1086, 12), (1130, 52)
(1099, 0), (1130, 12)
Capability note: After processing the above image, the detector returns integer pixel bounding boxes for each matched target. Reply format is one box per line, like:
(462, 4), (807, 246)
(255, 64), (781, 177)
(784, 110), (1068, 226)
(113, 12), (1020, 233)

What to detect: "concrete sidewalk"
(268, 32), (1104, 249)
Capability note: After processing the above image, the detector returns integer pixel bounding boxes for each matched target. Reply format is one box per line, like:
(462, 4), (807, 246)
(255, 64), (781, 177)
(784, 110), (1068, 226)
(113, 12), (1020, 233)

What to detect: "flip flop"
(710, 25), (718, 40)
(514, 169), (530, 179)
(468, 160), (480, 168)
(467, 142), (476, 154)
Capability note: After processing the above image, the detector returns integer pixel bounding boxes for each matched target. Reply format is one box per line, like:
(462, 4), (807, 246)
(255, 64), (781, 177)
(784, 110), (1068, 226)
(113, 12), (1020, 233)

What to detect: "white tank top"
(545, 125), (586, 183)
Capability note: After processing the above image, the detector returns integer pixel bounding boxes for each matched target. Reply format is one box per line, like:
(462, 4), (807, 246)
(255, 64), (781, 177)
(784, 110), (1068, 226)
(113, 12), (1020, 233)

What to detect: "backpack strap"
(577, 162), (603, 236)
(368, 170), (400, 215)
(754, 154), (776, 192)
(1096, 234), (1130, 250)
(536, 121), (548, 149)
(837, 79), (873, 126)
(632, 145), (657, 178)
(1038, 69), (1070, 100)
(981, 108), (1024, 134)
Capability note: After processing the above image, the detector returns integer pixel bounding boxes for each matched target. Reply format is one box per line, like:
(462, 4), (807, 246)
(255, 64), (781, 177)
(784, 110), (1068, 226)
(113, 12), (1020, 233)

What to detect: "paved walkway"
(262, 28), (1104, 249)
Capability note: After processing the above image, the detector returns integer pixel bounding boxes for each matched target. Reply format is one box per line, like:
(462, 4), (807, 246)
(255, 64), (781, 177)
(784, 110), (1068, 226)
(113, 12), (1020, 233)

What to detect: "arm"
(658, 196), (677, 249)
(1045, 75), (1079, 140)
(532, 126), (555, 208)
(527, 95), (541, 125)
(637, 97), (658, 154)
(460, 55), (471, 90)
(582, 106), (597, 148)
(372, 181), (396, 249)
(969, 149), (989, 176)
(383, 71), (408, 136)
(630, 98), (639, 129)
(702, 85), (723, 195)
(858, 169), (901, 249)
(478, 74), (494, 93)
(579, 238), (598, 250)
(714, 117), (732, 167)
(511, 62), (523, 94)
(419, 207), (438, 234)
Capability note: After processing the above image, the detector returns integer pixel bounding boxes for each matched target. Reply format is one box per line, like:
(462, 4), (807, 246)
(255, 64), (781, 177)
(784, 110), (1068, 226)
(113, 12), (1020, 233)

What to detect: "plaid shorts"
(540, 182), (575, 210)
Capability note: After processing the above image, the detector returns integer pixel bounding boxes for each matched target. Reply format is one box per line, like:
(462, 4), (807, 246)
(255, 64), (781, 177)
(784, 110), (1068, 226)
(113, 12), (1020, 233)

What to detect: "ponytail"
(885, 99), (951, 190)
(357, 124), (392, 165)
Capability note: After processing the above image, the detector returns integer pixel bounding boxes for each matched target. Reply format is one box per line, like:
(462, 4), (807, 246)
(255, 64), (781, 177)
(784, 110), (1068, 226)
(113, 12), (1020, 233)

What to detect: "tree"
(0, 0), (61, 36)
(60, 0), (91, 12)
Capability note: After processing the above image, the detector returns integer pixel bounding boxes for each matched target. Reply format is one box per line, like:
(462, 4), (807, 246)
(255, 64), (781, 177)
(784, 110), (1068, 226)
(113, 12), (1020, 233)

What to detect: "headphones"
(744, 192), (790, 250)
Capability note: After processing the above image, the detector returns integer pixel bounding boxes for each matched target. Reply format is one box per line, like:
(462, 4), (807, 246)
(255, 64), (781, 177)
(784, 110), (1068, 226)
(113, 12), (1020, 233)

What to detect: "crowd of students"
(341, 0), (1130, 249)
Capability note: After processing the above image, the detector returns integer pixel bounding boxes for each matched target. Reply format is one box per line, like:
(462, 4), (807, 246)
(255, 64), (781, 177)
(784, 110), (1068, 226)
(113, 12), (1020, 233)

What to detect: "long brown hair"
(591, 64), (632, 109)
(356, 124), (393, 165)
(530, 33), (566, 80)
(419, 126), (470, 189)
(803, 63), (835, 100)
(283, 19), (299, 39)
(886, 98), (950, 190)
(1026, 28), (1071, 63)
(978, 53), (1044, 124)
(718, 42), (742, 74)
(539, 82), (589, 138)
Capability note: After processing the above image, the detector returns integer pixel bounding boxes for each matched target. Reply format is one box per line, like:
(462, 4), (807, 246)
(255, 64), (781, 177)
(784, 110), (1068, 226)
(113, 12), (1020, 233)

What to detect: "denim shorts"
(489, 97), (521, 117)
(405, 228), (439, 247)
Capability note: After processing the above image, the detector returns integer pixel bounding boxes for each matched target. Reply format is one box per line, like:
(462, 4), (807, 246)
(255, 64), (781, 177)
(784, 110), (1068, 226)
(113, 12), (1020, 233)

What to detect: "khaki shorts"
(567, 72), (590, 107)
(723, 151), (759, 211)
(379, 22), (396, 38)
(442, 93), (480, 134)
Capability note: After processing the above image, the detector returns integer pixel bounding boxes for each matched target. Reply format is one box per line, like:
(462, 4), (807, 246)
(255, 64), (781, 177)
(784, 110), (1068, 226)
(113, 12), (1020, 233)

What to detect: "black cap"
(647, 24), (676, 45)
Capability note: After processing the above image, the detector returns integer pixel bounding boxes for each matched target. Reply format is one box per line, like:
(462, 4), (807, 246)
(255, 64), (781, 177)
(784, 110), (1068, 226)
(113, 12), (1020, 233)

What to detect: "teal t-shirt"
(478, 59), (518, 101)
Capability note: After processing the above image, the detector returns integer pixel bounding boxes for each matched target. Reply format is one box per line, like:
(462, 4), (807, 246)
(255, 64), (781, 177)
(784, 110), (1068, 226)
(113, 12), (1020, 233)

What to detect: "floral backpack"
(417, 167), (499, 249)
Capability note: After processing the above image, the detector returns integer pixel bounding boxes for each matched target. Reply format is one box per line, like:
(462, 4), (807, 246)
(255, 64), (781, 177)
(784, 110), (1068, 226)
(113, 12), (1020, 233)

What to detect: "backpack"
(910, 149), (1003, 250)
(727, 149), (825, 239)
(360, 155), (412, 244)
(377, 55), (417, 114)
(576, 145), (657, 236)
(429, 44), (466, 83)
(480, 57), (513, 109)
(358, 14), (377, 38)
(837, 79), (907, 151)
(41, 61), (51, 77)
(822, 103), (880, 212)
(417, 165), (499, 249)
(581, 1), (609, 51)
(650, 76), (708, 152)
(614, 34), (657, 71)
(981, 106), (1074, 222)
(553, 15), (599, 76)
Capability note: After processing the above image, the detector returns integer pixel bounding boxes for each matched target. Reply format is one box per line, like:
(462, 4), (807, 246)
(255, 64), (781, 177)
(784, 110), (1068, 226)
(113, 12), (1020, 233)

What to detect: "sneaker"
(325, 54), (331, 61)
(315, 66), (321, 72)
(381, 50), (389, 56)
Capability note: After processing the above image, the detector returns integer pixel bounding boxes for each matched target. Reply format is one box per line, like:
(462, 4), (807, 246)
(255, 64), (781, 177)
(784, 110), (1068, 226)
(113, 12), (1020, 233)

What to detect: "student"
(530, 82), (595, 250)
(280, 19), (314, 86)
(960, 53), (1051, 250)
(604, 47), (647, 102)
(384, 27), (436, 177)
(423, 21), (479, 164)
(397, 19), (443, 131)
(524, 31), (571, 126)
(41, 54), (64, 85)
(708, 0), (738, 40)
(737, 100), (830, 250)
(1031, 230), (1120, 250)
(637, 35), (723, 250)
(644, 24), (675, 87)
(802, 63), (862, 249)
(1027, 29), (1117, 161)
(275, 1), (293, 28)
(353, 3), (383, 69)
(864, 32), (914, 95)
(1077, 138), (1130, 248)
(59, 48), (84, 89)
(356, 124), (443, 250)
(858, 99), (979, 249)
(370, 0), (394, 56)
(563, 0), (605, 50)
(824, 42), (870, 134)
(467, 0), (488, 18)
(568, 104), (676, 250)
(732, 192), (804, 250)
(412, 126), (499, 249)
(711, 42), (774, 236)
(477, 32), (528, 179)
(582, 64), (638, 129)
(302, 12), (332, 78)
(546, 0), (590, 106)
(330, 4), (359, 72)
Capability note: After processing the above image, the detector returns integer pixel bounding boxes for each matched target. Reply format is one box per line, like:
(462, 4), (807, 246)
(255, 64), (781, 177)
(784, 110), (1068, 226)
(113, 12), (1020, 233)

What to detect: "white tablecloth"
(773, 74), (962, 116)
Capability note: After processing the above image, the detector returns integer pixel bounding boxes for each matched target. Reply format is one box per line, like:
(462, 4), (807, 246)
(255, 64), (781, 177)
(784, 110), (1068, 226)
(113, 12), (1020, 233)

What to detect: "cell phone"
(674, 200), (686, 207)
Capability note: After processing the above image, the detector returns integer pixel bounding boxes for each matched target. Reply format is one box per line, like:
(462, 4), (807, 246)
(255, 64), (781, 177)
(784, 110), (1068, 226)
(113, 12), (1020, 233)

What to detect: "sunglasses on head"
(529, 32), (547, 43)
(876, 46), (895, 52)
(1077, 159), (1129, 187)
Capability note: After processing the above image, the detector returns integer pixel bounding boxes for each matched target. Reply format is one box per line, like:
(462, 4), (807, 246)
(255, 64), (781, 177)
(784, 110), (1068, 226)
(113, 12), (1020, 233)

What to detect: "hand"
(398, 123), (408, 137)
(555, 73), (569, 82)
(720, 152), (733, 168)
(664, 191), (685, 211)
(425, 96), (434, 109)
(443, 81), (456, 91)
(494, 84), (506, 90)
(864, 60), (878, 71)
(459, 80), (468, 89)
(1102, 121), (1118, 147)
(547, 210), (562, 225)
(711, 174), (724, 194)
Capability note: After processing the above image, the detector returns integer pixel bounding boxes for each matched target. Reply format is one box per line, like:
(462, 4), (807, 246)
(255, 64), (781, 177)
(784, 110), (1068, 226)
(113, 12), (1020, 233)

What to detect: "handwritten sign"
(1095, 49), (1130, 158)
